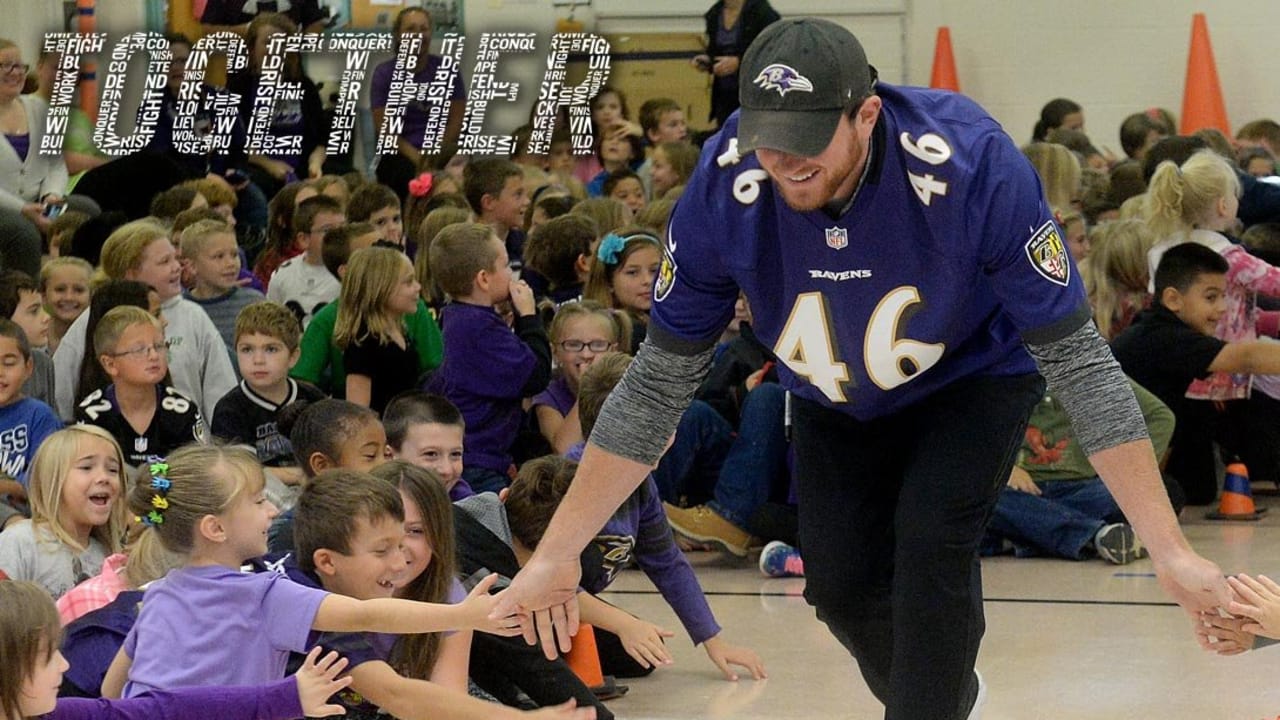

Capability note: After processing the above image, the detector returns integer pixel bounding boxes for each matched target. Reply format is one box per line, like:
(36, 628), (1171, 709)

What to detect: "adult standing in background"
(0, 40), (99, 277)
(693, 0), (780, 130)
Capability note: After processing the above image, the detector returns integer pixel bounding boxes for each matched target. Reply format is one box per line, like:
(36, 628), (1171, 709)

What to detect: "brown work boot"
(662, 502), (753, 557)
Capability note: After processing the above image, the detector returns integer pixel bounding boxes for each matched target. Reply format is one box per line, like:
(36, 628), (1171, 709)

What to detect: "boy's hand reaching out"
(703, 635), (766, 681)
(462, 573), (526, 637)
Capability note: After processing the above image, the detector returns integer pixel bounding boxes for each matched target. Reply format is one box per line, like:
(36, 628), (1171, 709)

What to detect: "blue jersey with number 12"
(650, 82), (1089, 421)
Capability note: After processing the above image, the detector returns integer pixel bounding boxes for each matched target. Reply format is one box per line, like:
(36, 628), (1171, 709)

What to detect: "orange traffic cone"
(1206, 463), (1267, 520)
(929, 27), (960, 92)
(563, 624), (628, 700)
(1179, 13), (1230, 135)
(564, 624), (604, 687)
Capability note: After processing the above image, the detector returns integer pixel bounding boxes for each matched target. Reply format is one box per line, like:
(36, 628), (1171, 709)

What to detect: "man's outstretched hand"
(492, 553), (584, 660)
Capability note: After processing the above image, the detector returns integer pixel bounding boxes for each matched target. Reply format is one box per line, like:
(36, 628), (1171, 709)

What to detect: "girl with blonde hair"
(1082, 220), (1153, 340)
(334, 247), (424, 413)
(0, 425), (127, 598)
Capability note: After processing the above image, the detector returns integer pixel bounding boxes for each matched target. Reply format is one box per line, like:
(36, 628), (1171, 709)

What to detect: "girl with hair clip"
(0, 580), (356, 720)
(1083, 219), (1154, 341)
(334, 247), (425, 414)
(0, 426), (127, 599)
(53, 219), (236, 424)
(414, 206), (472, 312)
(532, 301), (629, 455)
(99, 445), (523, 701)
(583, 228), (661, 354)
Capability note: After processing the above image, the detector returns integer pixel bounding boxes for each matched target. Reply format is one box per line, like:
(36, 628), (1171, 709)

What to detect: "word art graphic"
(39, 31), (611, 158)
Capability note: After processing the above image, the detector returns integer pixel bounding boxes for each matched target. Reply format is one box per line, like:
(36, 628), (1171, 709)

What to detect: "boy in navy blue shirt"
(0, 320), (62, 498)
(425, 223), (551, 493)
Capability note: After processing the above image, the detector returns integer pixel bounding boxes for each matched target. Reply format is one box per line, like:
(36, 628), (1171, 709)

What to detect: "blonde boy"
(75, 306), (207, 469)
(181, 219), (265, 360)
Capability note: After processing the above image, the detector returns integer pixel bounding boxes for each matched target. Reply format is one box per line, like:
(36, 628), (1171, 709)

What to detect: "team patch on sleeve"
(1024, 220), (1070, 286)
(655, 236), (678, 302)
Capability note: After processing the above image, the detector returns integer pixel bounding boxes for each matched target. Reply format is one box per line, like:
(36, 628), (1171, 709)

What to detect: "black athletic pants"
(795, 373), (1043, 720)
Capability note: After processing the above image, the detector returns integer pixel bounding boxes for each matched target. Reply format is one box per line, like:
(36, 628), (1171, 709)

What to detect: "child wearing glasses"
(75, 306), (208, 470)
(532, 300), (629, 455)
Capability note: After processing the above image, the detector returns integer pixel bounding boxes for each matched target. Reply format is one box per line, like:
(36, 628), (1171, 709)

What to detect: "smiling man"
(497, 17), (1230, 720)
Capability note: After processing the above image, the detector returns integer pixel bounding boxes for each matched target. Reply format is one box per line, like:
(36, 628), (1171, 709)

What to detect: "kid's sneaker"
(758, 540), (804, 578)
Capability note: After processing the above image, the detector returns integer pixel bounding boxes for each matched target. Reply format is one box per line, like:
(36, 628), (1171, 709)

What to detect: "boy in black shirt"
(1112, 243), (1280, 504)
(212, 301), (324, 509)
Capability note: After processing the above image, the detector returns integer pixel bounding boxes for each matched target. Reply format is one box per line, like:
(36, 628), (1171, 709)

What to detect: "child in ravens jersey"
(212, 301), (323, 508)
(75, 306), (207, 469)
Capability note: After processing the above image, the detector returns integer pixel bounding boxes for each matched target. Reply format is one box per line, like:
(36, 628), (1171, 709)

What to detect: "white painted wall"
(11, 1), (1280, 153)
(903, 1), (1280, 150)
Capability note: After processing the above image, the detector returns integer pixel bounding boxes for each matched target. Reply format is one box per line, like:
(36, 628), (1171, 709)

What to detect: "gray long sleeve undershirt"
(1024, 318), (1149, 457)
(591, 317), (1147, 466)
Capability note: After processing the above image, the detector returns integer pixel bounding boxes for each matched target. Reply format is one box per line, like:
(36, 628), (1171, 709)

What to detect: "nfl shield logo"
(134, 437), (148, 453)
(825, 227), (849, 250)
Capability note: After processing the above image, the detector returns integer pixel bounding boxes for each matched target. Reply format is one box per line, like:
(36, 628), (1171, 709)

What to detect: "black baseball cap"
(737, 18), (876, 157)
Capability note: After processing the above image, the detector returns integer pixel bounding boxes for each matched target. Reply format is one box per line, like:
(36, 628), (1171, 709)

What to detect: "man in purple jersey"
(495, 18), (1229, 719)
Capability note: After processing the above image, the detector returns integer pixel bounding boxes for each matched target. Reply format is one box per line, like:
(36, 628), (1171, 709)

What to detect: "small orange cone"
(1180, 13), (1230, 135)
(1207, 463), (1267, 520)
(929, 27), (960, 92)
(564, 623), (605, 687)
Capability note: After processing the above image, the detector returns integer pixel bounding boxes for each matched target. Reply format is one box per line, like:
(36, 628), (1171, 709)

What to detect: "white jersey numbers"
(775, 287), (945, 402)
(864, 286), (945, 390)
(775, 293), (850, 402)
(899, 131), (952, 207)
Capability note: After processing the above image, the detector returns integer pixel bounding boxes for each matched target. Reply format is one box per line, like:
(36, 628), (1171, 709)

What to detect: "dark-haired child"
(267, 195), (346, 328)
(1113, 243), (1280, 504)
(384, 391), (473, 500)
(464, 158), (529, 267)
(267, 398), (387, 554)
(0, 269), (55, 406)
(0, 320), (60, 492)
(522, 215), (595, 307)
(212, 301), (324, 510)
(347, 183), (404, 248)
(423, 223), (551, 493)
(603, 169), (645, 215)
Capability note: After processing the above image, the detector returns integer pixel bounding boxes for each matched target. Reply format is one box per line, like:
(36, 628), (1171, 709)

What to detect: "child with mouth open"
(0, 424), (128, 598)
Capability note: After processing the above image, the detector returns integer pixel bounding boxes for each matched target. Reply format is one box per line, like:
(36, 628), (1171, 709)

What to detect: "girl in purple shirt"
(532, 301), (629, 455)
(0, 580), (353, 720)
(97, 444), (522, 700)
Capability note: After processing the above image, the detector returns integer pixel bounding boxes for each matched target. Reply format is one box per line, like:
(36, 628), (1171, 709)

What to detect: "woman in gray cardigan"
(0, 39), (98, 277)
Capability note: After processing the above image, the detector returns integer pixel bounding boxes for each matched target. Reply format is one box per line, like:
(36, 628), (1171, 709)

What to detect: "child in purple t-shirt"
(1, 579), (355, 720)
(424, 224), (551, 494)
(98, 444), (523, 700)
